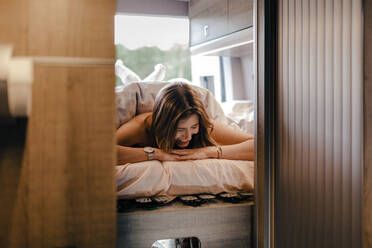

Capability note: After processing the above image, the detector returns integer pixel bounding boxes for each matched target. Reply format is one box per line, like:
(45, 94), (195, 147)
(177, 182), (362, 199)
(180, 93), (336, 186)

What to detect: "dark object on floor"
(135, 197), (158, 209)
(175, 237), (201, 248)
(153, 195), (174, 206)
(179, 195), (203, 206)
(238, 191), (255, 200)
(218, 192), (242, 203)
(196, 194), (216, 204)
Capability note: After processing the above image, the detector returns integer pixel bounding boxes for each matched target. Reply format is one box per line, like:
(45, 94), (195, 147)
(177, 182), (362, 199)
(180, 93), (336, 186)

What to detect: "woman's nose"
(185, 129), (192, 140)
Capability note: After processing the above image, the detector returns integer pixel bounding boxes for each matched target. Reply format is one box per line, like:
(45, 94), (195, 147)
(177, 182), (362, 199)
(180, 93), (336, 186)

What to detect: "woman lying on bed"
(116, 82), (254, 165)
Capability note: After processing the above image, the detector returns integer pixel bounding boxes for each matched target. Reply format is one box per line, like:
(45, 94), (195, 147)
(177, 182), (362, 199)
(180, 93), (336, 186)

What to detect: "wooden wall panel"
(0, 65), (116, 248)
(276, 0), (363, 247)
(0, 0), (116, 246)
(0, 0), (29, 55)
(0, 0), (115, 58)
(25, 64), (116, 248)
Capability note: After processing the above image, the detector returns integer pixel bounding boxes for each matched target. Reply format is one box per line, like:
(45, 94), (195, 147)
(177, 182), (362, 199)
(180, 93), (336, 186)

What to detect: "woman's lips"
(177, 140), (190, 147)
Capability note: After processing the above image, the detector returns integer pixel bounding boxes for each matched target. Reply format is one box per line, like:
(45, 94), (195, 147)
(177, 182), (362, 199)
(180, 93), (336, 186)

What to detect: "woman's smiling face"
(174, 114), (200, 148)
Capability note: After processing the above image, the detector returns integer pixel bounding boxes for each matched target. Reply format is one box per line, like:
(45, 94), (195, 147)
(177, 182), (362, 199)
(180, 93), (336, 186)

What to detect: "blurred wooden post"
(0, 1), (116, 247)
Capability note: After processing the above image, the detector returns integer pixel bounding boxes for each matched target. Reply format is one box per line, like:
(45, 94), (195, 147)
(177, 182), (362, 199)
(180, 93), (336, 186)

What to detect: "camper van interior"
(114, 0), (256, 247)
(2, 0), (368, 247)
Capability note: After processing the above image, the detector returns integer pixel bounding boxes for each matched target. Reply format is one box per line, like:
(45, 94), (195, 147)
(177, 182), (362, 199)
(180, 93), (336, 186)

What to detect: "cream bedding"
(116, 159), (254, 199)
(221, 100), (254, 135)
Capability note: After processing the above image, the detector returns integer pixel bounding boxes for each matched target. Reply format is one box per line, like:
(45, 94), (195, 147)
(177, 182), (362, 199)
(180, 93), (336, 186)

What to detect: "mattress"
(116, 159), (254, 198)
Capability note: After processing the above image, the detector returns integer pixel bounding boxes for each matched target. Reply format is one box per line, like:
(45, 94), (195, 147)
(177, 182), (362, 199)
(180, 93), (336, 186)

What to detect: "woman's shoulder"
(132, 112), (153, 132)
(133, 112), (155, 146)
(133, 112), (152, 122)
(116, 112), (154, 147)
(119, 112), (152, 131)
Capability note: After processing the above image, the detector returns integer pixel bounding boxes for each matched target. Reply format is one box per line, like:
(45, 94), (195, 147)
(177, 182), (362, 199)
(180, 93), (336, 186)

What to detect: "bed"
(115, 81), (255, 248)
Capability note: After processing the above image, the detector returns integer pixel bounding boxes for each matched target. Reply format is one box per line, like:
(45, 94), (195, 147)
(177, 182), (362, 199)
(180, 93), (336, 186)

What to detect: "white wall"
(241, 56), (255, 102)
(191, 56), (222, 101)
(222, 56), (255, 102)
(230, 57), (246, 100)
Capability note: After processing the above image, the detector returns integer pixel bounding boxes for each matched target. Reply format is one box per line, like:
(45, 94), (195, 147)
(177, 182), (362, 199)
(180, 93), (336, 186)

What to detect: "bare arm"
(117, 145), (182, 164)
(171, 120), (254, 161)
(117, 145), (149, 164)
(210, 119), (253, 145)
(116, 113), (180, 165)
(116, 114), (150, 164)
(211, 119), (254, 160)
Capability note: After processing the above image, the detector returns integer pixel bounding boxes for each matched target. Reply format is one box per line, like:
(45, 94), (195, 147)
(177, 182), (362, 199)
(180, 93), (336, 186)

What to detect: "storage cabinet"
(189, 0), (228, 45)
(228, 0), (253, 33)
(189, 0), (253, 46)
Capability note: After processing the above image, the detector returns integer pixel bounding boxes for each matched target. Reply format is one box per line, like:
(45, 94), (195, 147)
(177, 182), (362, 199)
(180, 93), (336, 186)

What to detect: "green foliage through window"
(116, 44), (191, 86)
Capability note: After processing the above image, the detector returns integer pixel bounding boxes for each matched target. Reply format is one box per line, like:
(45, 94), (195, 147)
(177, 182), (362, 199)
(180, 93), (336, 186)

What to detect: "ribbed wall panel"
(276, 0), (363, 247)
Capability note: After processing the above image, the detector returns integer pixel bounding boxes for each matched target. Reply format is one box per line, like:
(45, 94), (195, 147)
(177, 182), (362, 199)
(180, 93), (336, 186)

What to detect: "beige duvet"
(116, 159), (254, 199)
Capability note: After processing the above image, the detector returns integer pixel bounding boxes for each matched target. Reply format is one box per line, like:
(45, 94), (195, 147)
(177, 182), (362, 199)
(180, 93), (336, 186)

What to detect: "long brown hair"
(151, 82), (217, 152)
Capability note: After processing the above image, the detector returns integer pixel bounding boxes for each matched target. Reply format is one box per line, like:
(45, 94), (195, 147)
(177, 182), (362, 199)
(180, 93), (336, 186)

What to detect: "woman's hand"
(154, 148), (183, 161)
(170, 146), (217, 161)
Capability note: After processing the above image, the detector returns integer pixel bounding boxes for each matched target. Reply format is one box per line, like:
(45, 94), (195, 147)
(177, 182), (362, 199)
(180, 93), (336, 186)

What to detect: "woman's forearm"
(218, 139), (254, 161)
(116, 145), (149, 165)
(171, 139), (254, 161)
(116, 145), (182, 165)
